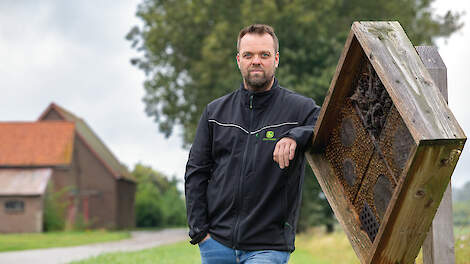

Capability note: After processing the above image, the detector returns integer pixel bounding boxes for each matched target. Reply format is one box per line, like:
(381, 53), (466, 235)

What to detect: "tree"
(298, 167), (335, 233)
(133, 164), (186, 227)
(127, 0), (462, 231)
(453, 181), (470, 202)
(127, 0), (462, 146)
(452, 181), (470, 227)
(453, 201), (470, 227)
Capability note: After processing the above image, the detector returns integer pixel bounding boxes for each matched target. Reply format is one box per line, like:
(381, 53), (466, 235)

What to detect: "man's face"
(237, 33), (279, 91)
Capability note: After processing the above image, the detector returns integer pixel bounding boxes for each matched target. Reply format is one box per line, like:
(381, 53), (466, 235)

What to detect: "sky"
(0, 0), (469, 191)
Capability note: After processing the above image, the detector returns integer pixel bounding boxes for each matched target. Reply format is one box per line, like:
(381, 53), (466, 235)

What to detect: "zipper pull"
(249, 95), (253, 109)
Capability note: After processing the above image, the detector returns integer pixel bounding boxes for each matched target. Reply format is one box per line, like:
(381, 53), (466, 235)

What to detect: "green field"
(0, 230), (130, 252)
(70, 229), (348, 264)
(71, 227), (470, 264)
(70, 239), (329, 264)
(454, 226), (470, 264)
(71, 241), (200, 264)
(2, 227), (468, 263)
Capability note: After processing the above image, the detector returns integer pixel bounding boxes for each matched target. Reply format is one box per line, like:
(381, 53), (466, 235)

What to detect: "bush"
(135, 181), (164, 227)
(43, 185), (69, 232)
(298, 167), (335, 233)
(133, 164), (186, 228)
(454, 201), (470, 227)
(69, 213), (94, 231)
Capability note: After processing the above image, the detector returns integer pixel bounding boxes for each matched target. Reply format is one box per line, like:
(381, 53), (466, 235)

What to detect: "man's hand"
(199, 234), (211, 244)
(273, 137), (297, 169)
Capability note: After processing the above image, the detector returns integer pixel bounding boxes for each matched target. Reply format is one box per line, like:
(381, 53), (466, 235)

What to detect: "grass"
(70, 241), (201, 264)
(297, 226), (470, 264)
(70, 226), (470, 264)
(4, 226), (469, 263)
(0, 230), (130, 252)
(289, 247), (330, 264)
(292, 228), (359, 264)
(454, 226), (470, 264)
(413, 226), (470, 264)
(70, 228), (348, 264)
(71, 239), (329, 264)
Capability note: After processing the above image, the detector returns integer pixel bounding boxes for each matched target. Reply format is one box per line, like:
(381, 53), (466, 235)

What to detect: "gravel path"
(0, 228), (188, 264)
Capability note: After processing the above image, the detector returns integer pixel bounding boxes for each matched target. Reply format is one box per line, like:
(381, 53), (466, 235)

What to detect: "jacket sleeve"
(281, 99), (321, 151)
(184, 107), (213, 245)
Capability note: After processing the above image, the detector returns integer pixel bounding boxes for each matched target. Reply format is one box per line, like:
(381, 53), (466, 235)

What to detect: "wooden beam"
(313, 31), (364, 149)
(307, 23), (465, 264)
(351, 22), (465, 142)
(416, 46), (456, 264)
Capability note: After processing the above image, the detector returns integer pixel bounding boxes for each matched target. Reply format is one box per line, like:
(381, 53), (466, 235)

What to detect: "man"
(185, 24), (320, 264)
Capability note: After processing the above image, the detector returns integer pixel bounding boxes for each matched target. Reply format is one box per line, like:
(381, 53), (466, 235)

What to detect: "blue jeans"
(198, 237), (290, 264)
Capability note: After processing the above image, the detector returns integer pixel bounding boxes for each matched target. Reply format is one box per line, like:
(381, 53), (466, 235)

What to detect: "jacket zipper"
(232, 94), (254, 248)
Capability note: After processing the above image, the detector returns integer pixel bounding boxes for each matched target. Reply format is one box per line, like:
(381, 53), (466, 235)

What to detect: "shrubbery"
(298, 167), (335, 233)
(43, 185), (69, 232)
(133, 164), (186, 228)
(454, 201), (470, 226)
(453, 182), (470, 227)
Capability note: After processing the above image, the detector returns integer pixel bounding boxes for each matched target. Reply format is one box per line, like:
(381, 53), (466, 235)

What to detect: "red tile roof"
(38, 103), (134, 182)
(0, 122), (75, 166)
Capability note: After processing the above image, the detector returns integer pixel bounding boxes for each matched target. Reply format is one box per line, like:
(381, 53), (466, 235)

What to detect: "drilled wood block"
(354, 152), (396, 240)
(307, 21), (466, 264)
(379, 105), (415, 181)
(325, 99), (374, 204)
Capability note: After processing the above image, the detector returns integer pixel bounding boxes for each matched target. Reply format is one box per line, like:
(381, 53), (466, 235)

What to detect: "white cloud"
(0, 1), (189, 184)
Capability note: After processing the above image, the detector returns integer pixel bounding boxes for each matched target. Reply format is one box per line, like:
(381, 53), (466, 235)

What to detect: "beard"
(243, 67), (275, 91)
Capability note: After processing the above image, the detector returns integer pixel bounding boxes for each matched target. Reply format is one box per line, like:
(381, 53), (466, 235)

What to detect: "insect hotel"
(307, 21), (466, 264)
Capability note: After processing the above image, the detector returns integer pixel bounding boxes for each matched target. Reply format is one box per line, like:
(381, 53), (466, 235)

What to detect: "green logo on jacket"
(266, 131), (274, 138)
(263, 131), (276, 141)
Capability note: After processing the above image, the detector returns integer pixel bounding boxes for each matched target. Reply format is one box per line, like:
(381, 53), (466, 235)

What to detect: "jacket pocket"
(282, 221), (295, 250)
(281, 171), (295, 249)
(198, 237), (212, 248)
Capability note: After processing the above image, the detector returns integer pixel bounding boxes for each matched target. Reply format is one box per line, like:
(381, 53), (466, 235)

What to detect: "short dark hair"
(237, 24), (279, 54)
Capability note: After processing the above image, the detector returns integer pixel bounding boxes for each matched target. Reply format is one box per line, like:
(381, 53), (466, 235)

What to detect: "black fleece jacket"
(184, 78), (320, 252)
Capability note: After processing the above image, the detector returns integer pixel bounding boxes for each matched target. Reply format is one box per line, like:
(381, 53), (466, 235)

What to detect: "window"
(4, 200), (25, 213)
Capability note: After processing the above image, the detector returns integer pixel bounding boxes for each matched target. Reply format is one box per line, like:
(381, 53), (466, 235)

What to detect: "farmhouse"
(0, 103), (135, 233)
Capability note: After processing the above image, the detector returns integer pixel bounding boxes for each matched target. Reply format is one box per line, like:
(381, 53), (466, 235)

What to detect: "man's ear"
(236, 53), (240, 69)
(275, 52), (279, 68)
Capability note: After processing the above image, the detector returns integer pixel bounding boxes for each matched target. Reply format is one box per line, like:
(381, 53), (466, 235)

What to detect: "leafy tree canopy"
(127, 0), (462, 146)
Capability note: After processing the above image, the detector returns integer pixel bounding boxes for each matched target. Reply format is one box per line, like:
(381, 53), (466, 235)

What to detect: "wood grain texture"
(416, 46), (456, 264)
(313, 31), (364, 150)
(423, 184), (455, 263)
(416, 46), (448, 101)
(351, 22), (465, 141)
(306, 21), (466, 264)
(371, 141), (464, 263)
(306, 153), (372, 262)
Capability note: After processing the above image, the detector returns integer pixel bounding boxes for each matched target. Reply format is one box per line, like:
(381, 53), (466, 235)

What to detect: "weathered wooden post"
(417, 46), (456, 264)
(306, 22), (466, 264)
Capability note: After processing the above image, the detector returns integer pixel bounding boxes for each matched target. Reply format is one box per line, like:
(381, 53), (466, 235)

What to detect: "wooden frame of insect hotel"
(306, 21), (466, 264)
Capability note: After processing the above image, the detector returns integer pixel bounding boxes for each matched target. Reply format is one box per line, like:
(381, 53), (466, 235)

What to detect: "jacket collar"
(240, 78), (279, 109)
